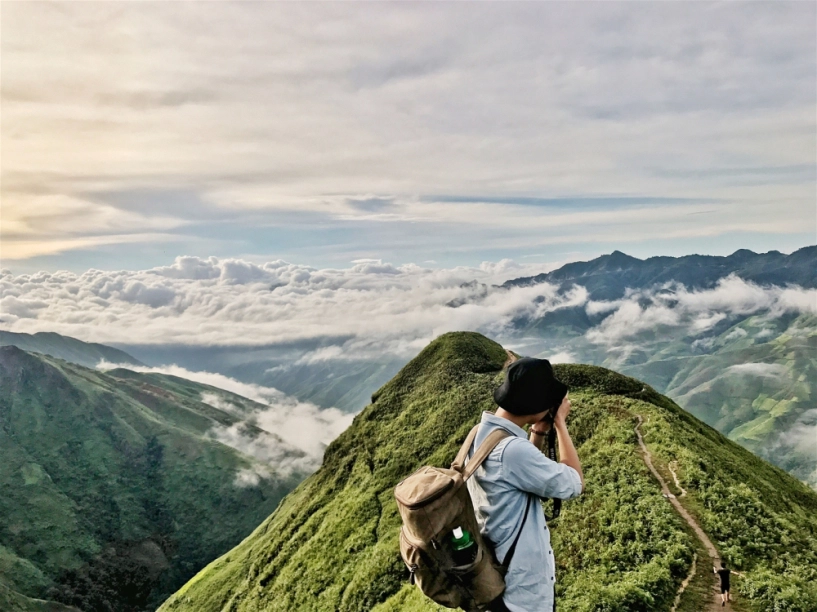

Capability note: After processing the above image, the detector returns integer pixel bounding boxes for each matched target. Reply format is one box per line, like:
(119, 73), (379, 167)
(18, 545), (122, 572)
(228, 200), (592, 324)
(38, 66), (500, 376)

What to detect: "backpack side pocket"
(399, 528), (463, 608)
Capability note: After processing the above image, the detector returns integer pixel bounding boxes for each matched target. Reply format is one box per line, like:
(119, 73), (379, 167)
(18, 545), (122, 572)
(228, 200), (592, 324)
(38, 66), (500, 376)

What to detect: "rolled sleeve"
(501, 438), (583, 500)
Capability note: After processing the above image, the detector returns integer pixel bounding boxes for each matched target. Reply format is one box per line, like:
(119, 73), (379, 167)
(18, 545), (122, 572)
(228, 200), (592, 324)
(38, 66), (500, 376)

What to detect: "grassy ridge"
(158, 332), (817, 612)
(0, 331), (143, 368)
(0, 347), (305, 611)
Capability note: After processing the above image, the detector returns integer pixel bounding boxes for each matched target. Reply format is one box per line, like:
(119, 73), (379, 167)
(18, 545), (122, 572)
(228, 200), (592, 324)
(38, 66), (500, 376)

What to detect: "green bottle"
(450, 526), (477, 566)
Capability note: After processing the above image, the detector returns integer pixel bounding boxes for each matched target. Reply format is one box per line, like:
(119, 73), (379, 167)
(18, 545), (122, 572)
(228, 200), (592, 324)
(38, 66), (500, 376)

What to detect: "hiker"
(714, 561), (742, 606)
(466, 357), (584, 612)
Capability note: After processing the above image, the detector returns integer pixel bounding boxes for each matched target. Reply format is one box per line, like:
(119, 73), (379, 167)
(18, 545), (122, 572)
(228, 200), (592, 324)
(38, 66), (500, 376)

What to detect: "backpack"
(394, 425), (531, 612)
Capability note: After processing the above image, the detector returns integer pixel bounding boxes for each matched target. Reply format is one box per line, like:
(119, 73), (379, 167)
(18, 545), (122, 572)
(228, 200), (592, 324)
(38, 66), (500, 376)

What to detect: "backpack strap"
(500, 493), (532, 570)
(451, 426), (511, 480)
(450, 425), (480, 472)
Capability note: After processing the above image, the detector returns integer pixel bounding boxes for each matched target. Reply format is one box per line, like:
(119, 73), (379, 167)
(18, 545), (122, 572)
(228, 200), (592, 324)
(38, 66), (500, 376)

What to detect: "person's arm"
(531, 395), (584, 492)
(553, 417), (583, 491)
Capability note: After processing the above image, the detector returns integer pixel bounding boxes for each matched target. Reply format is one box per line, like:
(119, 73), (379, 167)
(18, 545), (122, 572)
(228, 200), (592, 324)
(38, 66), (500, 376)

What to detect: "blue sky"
(1, 2), (815, 274)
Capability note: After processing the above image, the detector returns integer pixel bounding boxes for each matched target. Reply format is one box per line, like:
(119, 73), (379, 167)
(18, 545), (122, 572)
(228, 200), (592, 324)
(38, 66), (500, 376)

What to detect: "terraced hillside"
(159, 332), (817, 612)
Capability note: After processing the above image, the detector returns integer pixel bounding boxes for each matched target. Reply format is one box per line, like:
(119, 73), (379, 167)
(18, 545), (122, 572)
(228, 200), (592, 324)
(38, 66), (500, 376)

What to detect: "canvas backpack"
(394, 425), (531, 612)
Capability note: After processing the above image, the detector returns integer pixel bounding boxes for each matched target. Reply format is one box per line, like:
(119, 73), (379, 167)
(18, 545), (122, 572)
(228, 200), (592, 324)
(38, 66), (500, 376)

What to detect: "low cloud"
(585, 275), (817, 347)
(97, 361), (354, 483)
(549, 352), (575, 364)
(725, 363), (789, 379)
(781, 409), (817, 461)
(723, 327), (749, 342)
(770, 408), (817, 488)
(0, 257), (567, 358)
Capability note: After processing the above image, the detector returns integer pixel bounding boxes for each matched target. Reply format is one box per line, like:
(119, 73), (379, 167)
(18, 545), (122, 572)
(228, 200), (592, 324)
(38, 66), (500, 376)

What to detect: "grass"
(159, 332), (817, 612)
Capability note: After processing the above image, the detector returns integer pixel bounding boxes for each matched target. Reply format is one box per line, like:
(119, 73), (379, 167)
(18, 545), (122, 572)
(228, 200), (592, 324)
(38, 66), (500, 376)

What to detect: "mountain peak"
(608, 249), (638, 261)
(728, 248), (758, 259)
(159, 333), (817, 612)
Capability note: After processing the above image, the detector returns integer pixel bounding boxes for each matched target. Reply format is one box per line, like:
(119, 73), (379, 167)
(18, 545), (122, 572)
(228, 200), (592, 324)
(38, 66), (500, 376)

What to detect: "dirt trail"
(635, 415), (726, 611)
(669, 461), (687, 498)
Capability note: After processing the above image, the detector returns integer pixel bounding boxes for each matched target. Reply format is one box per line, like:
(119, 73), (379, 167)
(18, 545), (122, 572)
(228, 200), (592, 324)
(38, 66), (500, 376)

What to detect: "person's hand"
(553, 394), (571, 427)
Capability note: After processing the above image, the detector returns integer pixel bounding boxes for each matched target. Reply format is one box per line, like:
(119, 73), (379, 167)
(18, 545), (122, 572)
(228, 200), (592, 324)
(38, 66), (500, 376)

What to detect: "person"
(714, 561), (742, 606)
(466, 356), (584, 612)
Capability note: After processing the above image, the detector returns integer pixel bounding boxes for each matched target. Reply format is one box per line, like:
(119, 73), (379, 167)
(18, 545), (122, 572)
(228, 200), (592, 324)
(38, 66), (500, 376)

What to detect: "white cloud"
(585, 275), (817, 346)
(723, 327), (749, 342)
(755, 328), (775, 340)
(1, 256), (567, 354)
(96, 361), (355, 480)
(549, 352), (575, 365)
(725, 363), (789, 379)
(199, 392), (245, 415)
(3, 260), (815, 369)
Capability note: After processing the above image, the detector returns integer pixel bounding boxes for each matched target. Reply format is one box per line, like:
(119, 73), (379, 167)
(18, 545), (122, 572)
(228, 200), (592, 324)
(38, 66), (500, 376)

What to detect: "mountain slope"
(159, 332), (817, 612)
(0, 347), (308, 612)
(0, 331), (143, 369)
(618, 313), (817, 485)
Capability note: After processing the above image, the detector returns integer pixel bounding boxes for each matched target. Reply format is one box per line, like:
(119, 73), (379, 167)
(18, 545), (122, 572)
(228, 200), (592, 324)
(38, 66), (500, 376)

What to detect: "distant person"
(466, 356), (584, 612)
(714, 561), (742, 606)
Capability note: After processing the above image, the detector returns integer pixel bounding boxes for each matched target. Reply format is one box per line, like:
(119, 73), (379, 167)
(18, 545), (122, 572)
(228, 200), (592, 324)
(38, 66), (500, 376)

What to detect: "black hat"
(493, 357), (568, 416)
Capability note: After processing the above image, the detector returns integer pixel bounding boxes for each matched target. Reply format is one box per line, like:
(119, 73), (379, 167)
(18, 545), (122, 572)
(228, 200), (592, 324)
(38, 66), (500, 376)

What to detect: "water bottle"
(450, 526), (478, 566)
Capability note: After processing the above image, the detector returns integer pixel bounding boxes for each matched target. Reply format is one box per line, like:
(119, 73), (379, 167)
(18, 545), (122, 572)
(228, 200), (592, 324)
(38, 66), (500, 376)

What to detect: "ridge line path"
(634, 415), (724, 611)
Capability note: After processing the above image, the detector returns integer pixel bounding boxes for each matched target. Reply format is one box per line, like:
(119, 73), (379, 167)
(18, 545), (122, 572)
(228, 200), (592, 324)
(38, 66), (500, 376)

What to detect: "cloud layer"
(3, 258), (815, 366)
(1, 257), (566, 354)
(585, 275), (817, 348)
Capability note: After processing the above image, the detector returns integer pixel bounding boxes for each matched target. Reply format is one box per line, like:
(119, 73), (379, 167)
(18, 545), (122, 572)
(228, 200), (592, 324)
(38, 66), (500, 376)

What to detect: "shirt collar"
(480, 411), (528, 439)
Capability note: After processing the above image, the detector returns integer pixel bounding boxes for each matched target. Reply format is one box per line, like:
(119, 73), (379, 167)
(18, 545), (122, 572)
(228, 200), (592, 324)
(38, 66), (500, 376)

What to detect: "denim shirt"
(465, 412), (583, 612)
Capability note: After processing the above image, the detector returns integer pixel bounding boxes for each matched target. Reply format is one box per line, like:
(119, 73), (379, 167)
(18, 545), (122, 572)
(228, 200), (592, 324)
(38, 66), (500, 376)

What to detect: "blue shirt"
(465, 412), (583, 612)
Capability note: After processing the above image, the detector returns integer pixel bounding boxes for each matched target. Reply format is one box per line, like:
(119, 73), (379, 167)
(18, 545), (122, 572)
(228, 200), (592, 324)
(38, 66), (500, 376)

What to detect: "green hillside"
(0, 347), (307, 612)
(159, 332), (817, 612)
(618, 313), (817, 487)
(0, 331), (143, 368)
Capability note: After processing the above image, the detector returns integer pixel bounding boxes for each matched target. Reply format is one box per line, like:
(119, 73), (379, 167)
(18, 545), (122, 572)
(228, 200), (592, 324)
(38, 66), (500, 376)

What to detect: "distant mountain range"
(158, 332), (817, 612)
(0, 347), (307, 612)
(502, 245), (817, 298)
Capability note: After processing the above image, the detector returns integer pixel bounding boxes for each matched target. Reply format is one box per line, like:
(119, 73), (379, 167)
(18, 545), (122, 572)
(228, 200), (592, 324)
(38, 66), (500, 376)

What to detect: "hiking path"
(635, 415), (726, 611)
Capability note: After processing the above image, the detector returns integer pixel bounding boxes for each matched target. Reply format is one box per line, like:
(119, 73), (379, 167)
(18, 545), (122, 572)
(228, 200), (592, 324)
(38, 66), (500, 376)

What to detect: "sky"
(2, 1), (815, 276)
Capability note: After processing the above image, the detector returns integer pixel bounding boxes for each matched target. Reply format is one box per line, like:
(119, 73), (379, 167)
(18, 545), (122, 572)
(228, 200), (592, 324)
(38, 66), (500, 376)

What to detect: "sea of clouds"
(3, 256), (814, 361)
(0, 256), (574, 357)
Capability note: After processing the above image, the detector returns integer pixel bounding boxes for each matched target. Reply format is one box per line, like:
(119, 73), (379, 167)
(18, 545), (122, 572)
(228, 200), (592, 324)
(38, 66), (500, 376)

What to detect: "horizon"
(2, 241), (812, 278)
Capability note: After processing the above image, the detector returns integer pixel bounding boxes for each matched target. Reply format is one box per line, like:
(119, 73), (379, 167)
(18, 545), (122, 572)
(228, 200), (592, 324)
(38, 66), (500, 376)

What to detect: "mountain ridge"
(0, 331), (144, 369)
(159, 332), (817, 612)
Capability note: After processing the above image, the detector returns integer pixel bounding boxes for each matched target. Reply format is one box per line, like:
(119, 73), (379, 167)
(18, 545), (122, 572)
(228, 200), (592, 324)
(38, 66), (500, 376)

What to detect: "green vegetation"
(0, 347), (305, 612)
(620, 313), (817, 487)
(159, 332), (817, 612)
(0, 582), (80, 612)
